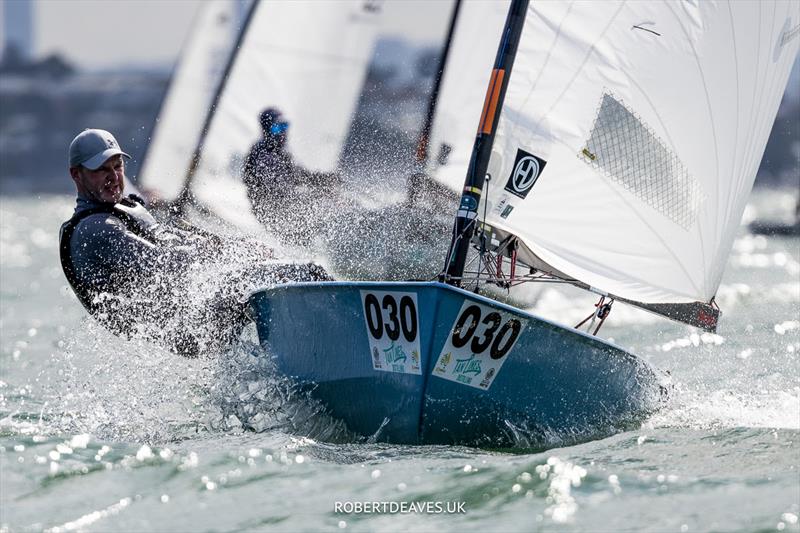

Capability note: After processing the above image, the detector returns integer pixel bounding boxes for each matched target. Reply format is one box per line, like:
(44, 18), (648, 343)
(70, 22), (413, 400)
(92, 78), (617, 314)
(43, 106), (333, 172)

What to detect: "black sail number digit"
(451, 304), (523, 359)
(399, 296), (417, 343)
(364, 293), (383, 339)
(364, 292), (418, 343)
(470, 312), (501, 354)
(490, 319), (522, 360)
(452, 305), (481, 348)
(382, 294), (400, 341)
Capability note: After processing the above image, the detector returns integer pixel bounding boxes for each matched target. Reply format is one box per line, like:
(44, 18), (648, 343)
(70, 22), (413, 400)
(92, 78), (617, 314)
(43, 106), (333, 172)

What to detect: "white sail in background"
(427, 0), (510, 192)
(137, 0), (248, 202)
(190, 0), (383, 229)
(481, 0), (800, 305)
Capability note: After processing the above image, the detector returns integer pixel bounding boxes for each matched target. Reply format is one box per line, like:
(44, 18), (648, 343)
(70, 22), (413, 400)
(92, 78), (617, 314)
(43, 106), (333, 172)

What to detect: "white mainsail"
(137, 0), (248, 202)
(189, 0), (383, 230)
(426, 0), (510, 192)
(479, 1), (799, 309)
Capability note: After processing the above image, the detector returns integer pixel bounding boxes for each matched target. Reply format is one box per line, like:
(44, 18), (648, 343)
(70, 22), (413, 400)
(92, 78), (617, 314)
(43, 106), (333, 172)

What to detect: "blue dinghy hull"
(248, 281), (666, 447)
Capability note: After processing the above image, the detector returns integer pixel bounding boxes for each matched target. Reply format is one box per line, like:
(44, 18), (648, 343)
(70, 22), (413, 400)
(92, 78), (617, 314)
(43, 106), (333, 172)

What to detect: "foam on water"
(29, 326), (352, 447)
(39, 323), (213, 442)
(207, 328), (359, 443)
(654, 388), (800, 430)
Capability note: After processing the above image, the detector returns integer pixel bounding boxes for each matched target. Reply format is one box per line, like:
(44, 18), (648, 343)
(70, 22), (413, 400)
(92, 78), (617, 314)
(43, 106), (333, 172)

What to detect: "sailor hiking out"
(60, 128), (331, 356)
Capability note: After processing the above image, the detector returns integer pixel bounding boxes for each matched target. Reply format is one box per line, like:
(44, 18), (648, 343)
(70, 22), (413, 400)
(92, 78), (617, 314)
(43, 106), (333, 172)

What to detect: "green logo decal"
(383, 342), (408, 365)
(453, 354), (482, 376)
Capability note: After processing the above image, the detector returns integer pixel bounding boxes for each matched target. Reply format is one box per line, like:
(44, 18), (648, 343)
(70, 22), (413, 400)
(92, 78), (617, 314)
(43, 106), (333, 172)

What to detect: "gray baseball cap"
(68, 129), (131, 170)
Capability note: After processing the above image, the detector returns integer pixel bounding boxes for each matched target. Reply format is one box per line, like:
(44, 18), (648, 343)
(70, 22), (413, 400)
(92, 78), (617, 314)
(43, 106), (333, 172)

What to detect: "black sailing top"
(59, 194), (217, 349)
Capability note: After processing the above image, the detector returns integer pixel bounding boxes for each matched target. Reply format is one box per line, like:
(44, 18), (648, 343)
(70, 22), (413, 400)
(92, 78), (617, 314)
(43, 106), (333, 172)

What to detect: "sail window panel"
(580, 93), (703, 230)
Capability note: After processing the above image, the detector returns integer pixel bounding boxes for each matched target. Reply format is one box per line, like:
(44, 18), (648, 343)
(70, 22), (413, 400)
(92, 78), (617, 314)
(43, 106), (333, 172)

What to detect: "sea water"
(1, 191), (798, 532)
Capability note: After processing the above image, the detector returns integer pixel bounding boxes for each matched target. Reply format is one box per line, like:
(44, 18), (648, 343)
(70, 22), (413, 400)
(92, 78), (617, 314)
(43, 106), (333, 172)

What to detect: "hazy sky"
(33, 0), (207, 70)
(0, 0), (453, 71)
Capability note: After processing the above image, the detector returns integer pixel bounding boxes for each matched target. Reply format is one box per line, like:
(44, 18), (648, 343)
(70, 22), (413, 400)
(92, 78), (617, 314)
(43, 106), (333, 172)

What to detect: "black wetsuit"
(242, 140), (343, 246)
(59, 194), (224, 354)
(243, 142), (298, 228)
(59, 194), (334, 355)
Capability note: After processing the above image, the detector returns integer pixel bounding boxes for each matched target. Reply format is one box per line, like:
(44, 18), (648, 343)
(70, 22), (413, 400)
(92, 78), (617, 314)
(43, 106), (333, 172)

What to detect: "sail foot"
(471, 224), (720, 332)
(618, 299), (720, 333)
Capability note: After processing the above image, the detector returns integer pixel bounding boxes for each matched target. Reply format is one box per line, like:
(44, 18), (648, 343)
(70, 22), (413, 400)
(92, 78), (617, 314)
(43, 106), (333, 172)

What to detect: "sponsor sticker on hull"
(360, 290), (422, 375)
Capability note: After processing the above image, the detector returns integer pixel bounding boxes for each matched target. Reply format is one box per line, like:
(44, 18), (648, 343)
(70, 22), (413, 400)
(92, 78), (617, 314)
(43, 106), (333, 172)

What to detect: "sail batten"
(474, 0), (799, 310)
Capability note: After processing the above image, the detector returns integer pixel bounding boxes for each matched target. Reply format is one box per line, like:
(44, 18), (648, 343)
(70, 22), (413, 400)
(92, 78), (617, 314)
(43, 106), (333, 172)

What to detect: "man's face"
(70, 155), (125, 204)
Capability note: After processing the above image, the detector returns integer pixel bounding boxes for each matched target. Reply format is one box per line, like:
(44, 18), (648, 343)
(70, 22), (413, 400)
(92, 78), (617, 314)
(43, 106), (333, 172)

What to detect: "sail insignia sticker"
(504, 149), (546, 199)
(493, 195), (515, 219)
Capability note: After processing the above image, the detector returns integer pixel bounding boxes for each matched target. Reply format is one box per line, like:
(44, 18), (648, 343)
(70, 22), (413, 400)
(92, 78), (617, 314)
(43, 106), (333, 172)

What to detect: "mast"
(413, 0), (462, 168)
(174, 0), (260, 214)
(443, 0), (529, 285)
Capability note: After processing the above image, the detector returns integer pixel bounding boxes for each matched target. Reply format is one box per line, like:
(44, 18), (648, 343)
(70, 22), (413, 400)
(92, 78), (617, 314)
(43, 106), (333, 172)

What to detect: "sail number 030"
(451, 305), (521, 360)
(363, 293), (418, 342)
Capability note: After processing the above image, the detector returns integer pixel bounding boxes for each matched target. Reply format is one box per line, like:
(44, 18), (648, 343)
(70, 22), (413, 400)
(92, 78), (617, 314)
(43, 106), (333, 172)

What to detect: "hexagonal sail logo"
(504, 148), (547, 199)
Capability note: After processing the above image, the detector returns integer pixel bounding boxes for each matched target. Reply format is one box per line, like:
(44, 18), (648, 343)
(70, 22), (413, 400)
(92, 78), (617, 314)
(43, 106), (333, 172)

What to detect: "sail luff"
(414, 0), (462, 168)
(137, 1), (250, 202)
(443, 0), (530, 284)
(423, 1), (511, 193)
(174, 0), (261, 213)
(135, 4), (205, 190)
